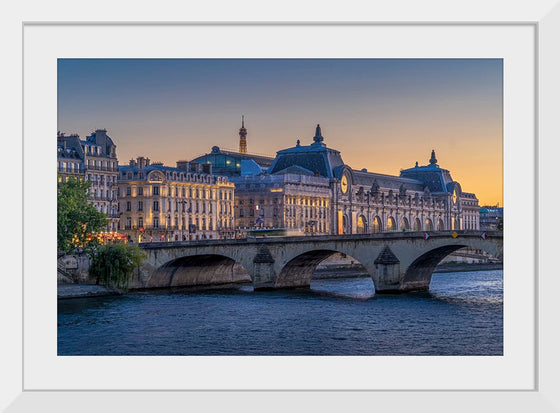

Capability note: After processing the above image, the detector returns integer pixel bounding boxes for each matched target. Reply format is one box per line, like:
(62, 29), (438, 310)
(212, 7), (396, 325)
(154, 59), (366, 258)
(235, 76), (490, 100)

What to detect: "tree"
(88, 243), (146, 291)
(496, 217), (503, 231)
(57, 176), (108, 253)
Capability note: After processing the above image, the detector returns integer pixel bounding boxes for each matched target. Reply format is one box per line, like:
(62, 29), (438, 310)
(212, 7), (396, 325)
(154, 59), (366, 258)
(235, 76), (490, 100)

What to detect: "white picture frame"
(4, 0), (559, 410)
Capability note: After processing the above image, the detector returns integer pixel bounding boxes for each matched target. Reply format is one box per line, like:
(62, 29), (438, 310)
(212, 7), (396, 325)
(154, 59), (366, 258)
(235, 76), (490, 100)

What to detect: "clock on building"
(341, 174), (349, 194)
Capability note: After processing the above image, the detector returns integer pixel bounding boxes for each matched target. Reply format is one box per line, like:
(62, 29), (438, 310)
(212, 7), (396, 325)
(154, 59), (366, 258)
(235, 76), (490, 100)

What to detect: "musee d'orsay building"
(196, 121), (480, 235)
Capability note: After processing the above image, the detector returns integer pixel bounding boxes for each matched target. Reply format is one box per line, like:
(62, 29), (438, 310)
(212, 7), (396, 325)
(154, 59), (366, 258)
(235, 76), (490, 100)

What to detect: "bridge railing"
(138, 230), (503, 249)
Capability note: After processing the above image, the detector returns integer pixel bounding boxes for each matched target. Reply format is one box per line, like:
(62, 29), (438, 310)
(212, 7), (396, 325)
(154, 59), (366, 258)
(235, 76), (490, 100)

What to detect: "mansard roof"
(272, 165), (316, 176)
(400, 160), (455, 193)
(191, 146), (275, 167)
(352, 170), (426, 192)
(57, 134), (84, 160)
(267, 125), (344, 178)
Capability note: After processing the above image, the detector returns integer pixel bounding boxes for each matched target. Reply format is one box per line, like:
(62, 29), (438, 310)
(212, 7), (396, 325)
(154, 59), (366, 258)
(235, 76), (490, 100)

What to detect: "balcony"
(58, 166), (85, 174)
(86, 165), (119, 173)
(89, 194), (118, 201)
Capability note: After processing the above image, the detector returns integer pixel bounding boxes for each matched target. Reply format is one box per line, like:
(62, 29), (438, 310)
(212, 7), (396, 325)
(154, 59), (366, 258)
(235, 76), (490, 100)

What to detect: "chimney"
(137, 156), (149, 169)
(94, 129), (108, 155)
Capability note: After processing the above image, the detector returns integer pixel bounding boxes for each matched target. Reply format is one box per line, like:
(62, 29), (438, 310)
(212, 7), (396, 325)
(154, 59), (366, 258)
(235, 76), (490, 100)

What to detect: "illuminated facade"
(118, 157), (235, 242)
(233, 125), (480, 235)
(57, 129), (119, 231)
(233, 173), (332, 235)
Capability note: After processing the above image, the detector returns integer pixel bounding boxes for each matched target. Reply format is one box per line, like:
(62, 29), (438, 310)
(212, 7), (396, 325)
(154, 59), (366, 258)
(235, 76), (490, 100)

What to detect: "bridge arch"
(274, 248), (372, 289)
(401, 239), (502, 292)
(145, 253), (251, 289)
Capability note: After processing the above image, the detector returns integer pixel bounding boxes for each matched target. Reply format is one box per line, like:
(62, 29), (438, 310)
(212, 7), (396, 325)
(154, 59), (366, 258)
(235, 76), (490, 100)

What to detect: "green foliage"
(88, 243), (146, 291)
(496, 218), (503, 231)
(57, 176), (108, 253)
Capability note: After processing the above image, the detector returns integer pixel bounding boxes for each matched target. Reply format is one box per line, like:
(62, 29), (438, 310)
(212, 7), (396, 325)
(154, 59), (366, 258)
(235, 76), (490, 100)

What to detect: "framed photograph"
(5, 1), (558, 411)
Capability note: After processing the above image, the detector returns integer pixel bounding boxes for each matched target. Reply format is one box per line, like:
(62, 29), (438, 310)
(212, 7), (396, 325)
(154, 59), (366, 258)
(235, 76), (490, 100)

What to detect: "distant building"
(190, 117), (275, 176)
(479, 206), (503, 230)
(230, 124), (480, 235)
(57, 129), (119, 231)
(117, 157), (235, 242)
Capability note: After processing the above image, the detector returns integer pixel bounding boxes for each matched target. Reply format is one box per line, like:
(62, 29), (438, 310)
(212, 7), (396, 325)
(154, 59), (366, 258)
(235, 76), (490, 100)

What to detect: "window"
(126, 187), (131, 196)
(153, 186), (160, 195)
(138, 217), (143, 229)
(153, 217), (159, 228)
(153, 201), (159, 211)
(126, 201), (131, 212)
(138, 187), (143, 196)
(125, 217), (131, 229)
(138, 201), (143, 211)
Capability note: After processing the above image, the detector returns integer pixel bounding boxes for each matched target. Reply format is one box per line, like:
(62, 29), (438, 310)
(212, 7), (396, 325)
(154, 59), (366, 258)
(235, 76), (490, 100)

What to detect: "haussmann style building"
(57, 129), (120, 231)
(117, 157), (236, 242)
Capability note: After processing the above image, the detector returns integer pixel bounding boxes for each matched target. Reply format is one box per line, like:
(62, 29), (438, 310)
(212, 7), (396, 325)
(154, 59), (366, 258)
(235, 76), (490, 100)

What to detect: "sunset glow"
(58, 58), (503, 206)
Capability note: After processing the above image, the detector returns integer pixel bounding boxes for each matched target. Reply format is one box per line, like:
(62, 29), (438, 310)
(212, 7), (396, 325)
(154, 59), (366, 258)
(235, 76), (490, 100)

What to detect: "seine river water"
(57, 270), (503, 356)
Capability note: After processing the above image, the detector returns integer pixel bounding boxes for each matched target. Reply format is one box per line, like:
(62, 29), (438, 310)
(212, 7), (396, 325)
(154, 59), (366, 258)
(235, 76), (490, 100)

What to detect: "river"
(57, 269), (503, 356)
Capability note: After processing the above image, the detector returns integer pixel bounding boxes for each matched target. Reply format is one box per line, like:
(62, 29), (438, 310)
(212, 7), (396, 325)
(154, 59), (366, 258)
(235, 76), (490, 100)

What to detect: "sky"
(58, 59), (503, 206)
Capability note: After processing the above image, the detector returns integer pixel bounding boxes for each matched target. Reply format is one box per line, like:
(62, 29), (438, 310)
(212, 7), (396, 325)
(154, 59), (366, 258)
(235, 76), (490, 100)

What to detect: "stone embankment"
(433, 262), (503, 273)
(57, 284), (123, 299)
(313, 261), (503, 279)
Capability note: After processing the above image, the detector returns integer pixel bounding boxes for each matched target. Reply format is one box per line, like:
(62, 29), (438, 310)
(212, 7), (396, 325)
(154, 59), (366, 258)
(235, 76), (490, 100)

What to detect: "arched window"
(414, 218), (422, 231)
(387, 217), (396, 232)
(437, 219), (445, 231)
(342, 215), (349, 234)
(400, 217), (410, 231)
(356, 215), (367, 234)
(372, 216), (382, 233)
(425, 218), (434, 231)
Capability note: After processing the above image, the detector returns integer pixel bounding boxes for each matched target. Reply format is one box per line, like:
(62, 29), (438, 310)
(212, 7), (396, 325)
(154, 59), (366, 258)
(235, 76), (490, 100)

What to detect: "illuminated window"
(387, 217), (396, 232)
(425, 219), (434, 231)
(357, 215), (367, 234)
(400, 217), (410, 231)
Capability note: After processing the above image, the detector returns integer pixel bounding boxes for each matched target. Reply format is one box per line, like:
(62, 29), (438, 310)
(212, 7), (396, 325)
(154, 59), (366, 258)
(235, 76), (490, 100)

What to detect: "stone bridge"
(131, 231), (502, 293)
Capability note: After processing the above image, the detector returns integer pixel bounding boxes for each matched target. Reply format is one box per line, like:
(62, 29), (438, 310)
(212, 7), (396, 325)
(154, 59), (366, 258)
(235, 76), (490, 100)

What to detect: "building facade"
(57, 129), (120, 231)
(118, 157), (235, 242)
(230, 124), (480, 235)
(232, 173), (332, 235)
(479, 206), (503, 230)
